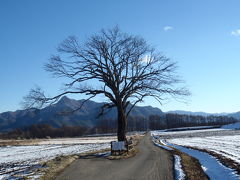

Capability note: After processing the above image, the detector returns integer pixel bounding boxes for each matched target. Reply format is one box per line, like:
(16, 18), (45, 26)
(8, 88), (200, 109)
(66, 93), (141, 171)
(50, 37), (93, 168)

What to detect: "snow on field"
(0, 143), (110, 165)
(152, 127), (240, 180)
(169, 143), (240, 180)
(152, 128), (240, 140)
(221, 122), (240, 130)
(0, 137), (111, 180)
(152, 128), (225, 137)
(168, 135), (240, 164)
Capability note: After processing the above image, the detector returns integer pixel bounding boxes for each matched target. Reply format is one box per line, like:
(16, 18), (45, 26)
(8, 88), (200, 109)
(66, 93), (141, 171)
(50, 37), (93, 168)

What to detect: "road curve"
(56, 133), (174, 180)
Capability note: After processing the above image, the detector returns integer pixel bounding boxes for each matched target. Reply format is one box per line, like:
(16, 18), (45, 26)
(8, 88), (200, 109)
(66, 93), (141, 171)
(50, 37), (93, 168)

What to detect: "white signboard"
(112, 141), (126, 151)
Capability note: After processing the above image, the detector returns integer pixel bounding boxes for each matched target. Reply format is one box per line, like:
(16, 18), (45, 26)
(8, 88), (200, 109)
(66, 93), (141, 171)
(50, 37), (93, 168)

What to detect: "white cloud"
(163, 26), (173, 32)
(231, 29), (240, 36)
(141, 55), (151, 63)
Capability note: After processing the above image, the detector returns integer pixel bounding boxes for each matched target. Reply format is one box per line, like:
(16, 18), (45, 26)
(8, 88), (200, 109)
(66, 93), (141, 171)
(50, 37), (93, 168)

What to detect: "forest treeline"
(0, 113), (237, 139)
(96, 113), (237, 133)
(0, 124), (93, 139)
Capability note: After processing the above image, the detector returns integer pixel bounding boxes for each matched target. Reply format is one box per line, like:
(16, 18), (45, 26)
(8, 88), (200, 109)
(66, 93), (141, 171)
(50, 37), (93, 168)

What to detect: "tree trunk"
(117, 105), (127, 142)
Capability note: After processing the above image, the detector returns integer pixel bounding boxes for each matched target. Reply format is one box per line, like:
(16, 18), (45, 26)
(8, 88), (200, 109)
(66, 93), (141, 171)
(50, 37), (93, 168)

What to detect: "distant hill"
(1, 96), (238, 132)
(0, 96), (164, 132)
(167, 110), (212, 117)
(228, 112), (240, 120)
(167, 110), (240, 120)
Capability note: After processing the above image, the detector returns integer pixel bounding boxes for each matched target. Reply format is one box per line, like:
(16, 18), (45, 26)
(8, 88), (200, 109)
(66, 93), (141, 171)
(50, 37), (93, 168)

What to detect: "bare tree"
(23, 27), (189, 141)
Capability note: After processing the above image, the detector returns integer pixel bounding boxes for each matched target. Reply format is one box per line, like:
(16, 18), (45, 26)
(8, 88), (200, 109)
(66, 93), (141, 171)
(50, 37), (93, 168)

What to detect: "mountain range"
(167, 110), (240, 119)
(0, 96), (164, 132)
(0, 96), (239, 132)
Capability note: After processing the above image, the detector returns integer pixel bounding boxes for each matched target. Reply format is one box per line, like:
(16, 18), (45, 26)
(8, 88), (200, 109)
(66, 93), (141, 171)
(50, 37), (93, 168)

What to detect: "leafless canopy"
(23, 27), (189, 140)
(24, 27), (189, 114)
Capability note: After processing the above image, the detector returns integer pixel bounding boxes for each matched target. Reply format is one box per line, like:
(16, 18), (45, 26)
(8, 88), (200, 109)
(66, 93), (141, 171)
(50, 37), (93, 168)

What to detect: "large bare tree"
(24, 27), (189, 141)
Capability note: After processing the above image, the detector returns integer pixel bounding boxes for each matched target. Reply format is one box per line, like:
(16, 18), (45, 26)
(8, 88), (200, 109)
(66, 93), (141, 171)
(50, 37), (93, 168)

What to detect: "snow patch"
(221, 122), (240, 130)
(153, 142), (173, 150)
(168, 135), (240, 164)
(152, 128), (240, 180)
(174, 155), (185, 180)
(160, 139), (167, 146)
(168, 143), (240, 180)
(151, 132), (173, 150)
(201, 165), (207, 171)
(151, 128), (225, 137)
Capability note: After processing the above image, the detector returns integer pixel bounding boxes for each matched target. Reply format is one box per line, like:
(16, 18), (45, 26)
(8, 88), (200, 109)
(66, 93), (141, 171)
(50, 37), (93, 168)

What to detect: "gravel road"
(56, 133), (174, 180)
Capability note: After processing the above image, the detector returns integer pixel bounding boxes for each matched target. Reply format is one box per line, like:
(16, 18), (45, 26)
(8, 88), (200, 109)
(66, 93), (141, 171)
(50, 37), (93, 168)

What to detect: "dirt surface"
(55, 133), (174, 180)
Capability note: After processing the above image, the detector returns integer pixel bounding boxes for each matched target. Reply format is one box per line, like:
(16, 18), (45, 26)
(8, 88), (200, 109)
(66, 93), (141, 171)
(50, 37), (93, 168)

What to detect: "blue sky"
(0, 0), (240, 113)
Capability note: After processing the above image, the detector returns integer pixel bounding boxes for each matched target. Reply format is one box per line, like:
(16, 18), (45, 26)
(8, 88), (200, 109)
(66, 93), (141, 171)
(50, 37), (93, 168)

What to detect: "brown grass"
(39, 155), (78, 180)
(176, 151), (209, 180)
(0, 139), (41, 146)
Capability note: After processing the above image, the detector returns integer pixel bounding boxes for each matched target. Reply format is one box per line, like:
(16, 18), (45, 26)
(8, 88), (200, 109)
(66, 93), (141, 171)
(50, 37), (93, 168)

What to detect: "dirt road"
(56, 133), (174, 180)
